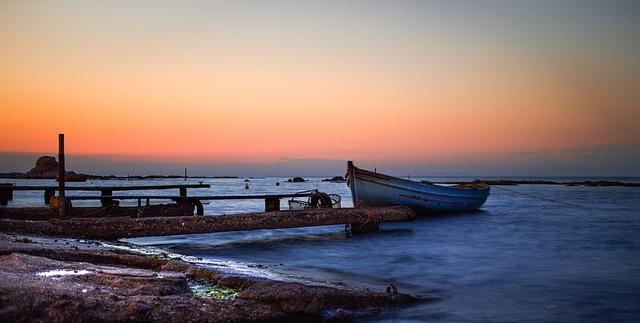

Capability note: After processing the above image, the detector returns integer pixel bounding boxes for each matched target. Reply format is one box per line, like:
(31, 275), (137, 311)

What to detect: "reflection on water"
(4, 176), (640, 322)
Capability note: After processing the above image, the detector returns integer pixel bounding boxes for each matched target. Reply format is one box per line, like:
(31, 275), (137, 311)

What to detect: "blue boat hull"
(346, 163), (489, 213)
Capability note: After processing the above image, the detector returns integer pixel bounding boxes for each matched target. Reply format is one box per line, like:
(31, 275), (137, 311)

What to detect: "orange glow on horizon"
(1, 1), (638, 166)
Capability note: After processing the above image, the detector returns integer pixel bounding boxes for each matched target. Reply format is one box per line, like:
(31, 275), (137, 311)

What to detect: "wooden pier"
(0, 134), (417, 237)
(0, 206), (415, 239)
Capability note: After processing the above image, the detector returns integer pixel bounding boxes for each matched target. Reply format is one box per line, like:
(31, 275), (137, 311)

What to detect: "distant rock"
(62, 172), (87, 182)
(0, 172), (27, 179)
(0, 156), (87, 181)
(322, 176), (346, 183)
(27, 156), (58, 178)
(287, 177), (306, 183)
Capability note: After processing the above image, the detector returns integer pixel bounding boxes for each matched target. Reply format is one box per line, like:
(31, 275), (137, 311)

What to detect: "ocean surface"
(3, 176), (640, 322)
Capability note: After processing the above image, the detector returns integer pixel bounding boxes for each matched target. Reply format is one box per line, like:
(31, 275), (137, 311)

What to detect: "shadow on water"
(160, 227), (417, 253)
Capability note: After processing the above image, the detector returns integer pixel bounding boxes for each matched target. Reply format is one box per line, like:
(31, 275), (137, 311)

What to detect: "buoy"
(275, 182), (280, 186)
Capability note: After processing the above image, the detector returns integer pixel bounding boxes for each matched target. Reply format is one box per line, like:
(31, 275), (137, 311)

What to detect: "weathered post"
(179, 187), (187, 198)
(265, 196), (280, 212)
(347, 161), (358, 207)
(0, 183), (13, 206)
(184, 168), (187, 181)
(58, 134), (66, 217)
(100, 189), (113, 206)
(44, 188), (55, 205)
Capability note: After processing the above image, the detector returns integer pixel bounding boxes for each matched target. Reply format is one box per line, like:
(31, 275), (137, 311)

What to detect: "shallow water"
(3, 176), (640, 322)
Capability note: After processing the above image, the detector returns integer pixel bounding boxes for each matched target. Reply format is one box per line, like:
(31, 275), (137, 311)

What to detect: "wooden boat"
(346, 161), (490, 213)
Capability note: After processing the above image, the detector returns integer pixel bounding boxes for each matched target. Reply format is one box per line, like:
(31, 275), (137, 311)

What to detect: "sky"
(1, 0), (639, 176)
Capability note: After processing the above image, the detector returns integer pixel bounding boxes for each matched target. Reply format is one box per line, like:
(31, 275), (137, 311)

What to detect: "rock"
(0, 233), (423, 322)
(20, 156), (88, 181)
(322, 176), (346, 183)
(27, 156), (58, 178)
(287, 177), (306, 183)
(60, 171), (87, 182)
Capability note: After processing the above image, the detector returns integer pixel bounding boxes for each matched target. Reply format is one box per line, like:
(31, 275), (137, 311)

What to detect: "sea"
(3, 176), (640, 322)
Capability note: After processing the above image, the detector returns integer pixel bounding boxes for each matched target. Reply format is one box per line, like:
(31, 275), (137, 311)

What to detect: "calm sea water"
(3, 176), (640, 322)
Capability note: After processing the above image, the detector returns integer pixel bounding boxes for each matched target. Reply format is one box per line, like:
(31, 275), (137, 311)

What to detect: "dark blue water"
(3, 177), (640, 322)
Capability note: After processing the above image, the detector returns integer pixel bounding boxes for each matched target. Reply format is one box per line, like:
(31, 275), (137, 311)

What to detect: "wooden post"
(100, 189), (113, 207)
(184, 168), (187, 181)
(179, 187), (187, 198)
(44, 189), (55, 205)
(6, 184), (13, 201)
(58, 134), (66, 217)
(347, 161), (358, 208)
(0, 183), (12, 206)
(265, 196), (280, 212)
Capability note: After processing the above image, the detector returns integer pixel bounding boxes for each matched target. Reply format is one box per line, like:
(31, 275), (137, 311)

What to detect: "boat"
(346, 161), (490, 213)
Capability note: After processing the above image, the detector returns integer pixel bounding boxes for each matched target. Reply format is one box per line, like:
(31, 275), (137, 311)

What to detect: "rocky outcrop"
(287, 177), (306, 183)
(0, 156), (87, 181)
(26, 156), (58, 178)
(322, 176), (346, 183)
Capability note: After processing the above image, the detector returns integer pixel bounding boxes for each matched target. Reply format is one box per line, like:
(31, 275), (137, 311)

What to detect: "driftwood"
(0, 207), (415, 240)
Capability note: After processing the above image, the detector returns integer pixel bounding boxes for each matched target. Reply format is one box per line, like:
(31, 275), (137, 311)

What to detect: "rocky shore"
(0, 232), (423, 322)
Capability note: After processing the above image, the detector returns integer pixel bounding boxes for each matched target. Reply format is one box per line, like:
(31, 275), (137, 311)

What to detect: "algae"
(191, 283), (238, 300)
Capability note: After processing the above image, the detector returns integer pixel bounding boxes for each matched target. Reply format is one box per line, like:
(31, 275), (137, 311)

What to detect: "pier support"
(100, 190), (114, 206)
(44, 189), (55, 205)
(265, 196), (280, 212)
(0, 183), (13, 206)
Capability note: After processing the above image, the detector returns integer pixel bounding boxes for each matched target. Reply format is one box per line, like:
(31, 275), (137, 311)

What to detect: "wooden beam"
(9, 184), (210, 191)
(0, 207), (416, 239)
(64, 193), (316, 201)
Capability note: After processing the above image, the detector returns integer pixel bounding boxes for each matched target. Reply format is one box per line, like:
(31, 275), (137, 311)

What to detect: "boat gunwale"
(350, 167), (489, 200)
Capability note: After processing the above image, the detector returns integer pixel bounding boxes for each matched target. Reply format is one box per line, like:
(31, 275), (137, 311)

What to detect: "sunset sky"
(1, 1), (639, 176)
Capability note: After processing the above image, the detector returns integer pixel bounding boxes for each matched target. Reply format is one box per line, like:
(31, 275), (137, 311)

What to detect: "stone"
(322, 176), (346, 183)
